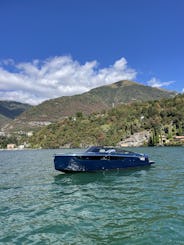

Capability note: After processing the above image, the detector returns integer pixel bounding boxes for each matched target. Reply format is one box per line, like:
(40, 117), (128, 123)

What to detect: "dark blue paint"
(54, 146), (154, 173)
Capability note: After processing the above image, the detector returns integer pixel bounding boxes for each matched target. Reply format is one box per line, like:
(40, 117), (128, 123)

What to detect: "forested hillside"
(28, 94), (184, 148)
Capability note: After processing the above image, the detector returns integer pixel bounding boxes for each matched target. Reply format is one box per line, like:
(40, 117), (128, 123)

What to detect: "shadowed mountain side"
(0, 101), (32, 130)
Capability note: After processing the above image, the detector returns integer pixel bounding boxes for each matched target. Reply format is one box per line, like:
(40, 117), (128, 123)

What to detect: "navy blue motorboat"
(54, 146), (154, 173)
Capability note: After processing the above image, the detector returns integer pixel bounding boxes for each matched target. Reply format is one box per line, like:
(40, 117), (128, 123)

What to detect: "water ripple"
(0, 148), (184, 244)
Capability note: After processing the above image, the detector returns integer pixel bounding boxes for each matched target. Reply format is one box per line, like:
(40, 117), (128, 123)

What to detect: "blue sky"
(0, 0), (184, 104)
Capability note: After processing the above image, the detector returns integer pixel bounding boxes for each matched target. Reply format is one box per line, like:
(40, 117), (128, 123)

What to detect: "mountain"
(89, 80), (176, 105)
(0, 114), (11, 131)
(28, 93), (184, 148)
(0, 101), (32, 130)
(3, 80), (177, 133)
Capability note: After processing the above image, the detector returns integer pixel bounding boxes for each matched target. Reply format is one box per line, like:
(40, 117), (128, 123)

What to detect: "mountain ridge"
(0, 101), (32, 130)
(1, 80), (177, 133)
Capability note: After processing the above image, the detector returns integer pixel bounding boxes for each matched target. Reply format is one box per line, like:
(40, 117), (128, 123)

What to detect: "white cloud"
(0, 56), (136, 105)
(147, 77), (175, 88)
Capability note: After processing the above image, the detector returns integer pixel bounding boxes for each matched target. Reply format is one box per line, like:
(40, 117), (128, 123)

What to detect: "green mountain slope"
(89, 80), (176, 105)
(20, 93), (108, 122)
(28, 93), (184, 148)
(0, 114), (11, 131)
(4, 80), (176, 133)
(0, 101), (32, 130)
(0, 101), (31, 119)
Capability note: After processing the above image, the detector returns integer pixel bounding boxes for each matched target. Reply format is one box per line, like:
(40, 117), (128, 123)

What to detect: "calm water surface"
(0, 147), (184, 244)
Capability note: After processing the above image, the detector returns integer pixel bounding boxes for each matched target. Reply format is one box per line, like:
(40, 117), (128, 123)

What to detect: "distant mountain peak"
(107, 80), (138, 88)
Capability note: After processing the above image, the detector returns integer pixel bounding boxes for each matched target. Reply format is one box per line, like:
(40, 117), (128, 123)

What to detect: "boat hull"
(54, 154), (154, 173)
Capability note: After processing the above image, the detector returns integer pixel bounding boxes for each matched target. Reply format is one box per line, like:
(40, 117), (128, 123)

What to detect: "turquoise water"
(0, 147), (184, 245)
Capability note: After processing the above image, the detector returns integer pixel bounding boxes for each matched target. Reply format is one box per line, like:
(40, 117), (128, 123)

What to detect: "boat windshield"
(86, 146), (133, 154)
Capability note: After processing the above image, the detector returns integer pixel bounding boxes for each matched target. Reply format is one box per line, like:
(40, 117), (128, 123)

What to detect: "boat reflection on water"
(53, 165), (153, 187)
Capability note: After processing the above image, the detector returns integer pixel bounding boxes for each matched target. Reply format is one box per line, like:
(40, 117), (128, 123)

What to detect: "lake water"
(0, 147), (184, 245)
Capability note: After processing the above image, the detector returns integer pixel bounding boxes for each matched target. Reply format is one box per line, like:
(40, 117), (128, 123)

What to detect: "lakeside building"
(7, 144), (16, 150)
(174, 136), (184, 143)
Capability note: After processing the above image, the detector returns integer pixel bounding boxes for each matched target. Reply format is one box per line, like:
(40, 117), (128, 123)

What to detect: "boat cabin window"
(77, 156), (107, 160)
(86, 146), (132, 154)
(106, 149), (116, 153)
(76, 155), (125, 161)
(86, 146), (117, 153)
(99, 149), (106, 153)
